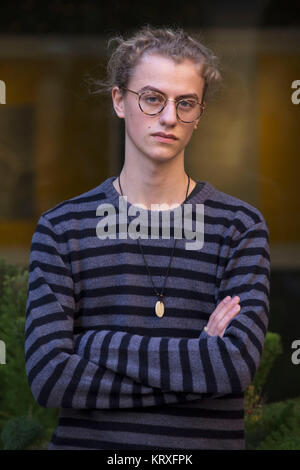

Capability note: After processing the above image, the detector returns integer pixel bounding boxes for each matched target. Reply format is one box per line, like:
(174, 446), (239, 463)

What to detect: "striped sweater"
(24, 175), (270, 450)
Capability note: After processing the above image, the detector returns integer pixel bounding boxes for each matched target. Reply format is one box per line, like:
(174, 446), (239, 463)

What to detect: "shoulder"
(38, 177), (112, 234)
(201, 181), (269, 240)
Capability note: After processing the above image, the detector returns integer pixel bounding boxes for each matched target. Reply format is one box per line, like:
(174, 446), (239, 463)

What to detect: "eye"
(178, 99), (197, 109)
(142, 92), (164, 105)
(147, 95), (159, 103)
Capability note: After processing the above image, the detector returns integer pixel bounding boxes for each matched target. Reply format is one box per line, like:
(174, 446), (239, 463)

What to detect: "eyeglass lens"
(139, 90), (203, 122)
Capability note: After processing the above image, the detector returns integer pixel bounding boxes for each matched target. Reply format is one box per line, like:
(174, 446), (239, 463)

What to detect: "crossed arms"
(25, 214), (270, 409)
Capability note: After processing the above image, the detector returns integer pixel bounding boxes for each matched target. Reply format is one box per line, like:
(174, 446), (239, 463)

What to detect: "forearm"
(25, 312), (206, 409)
(75, 277), (268, 396)
(73, 329), (206, 402)
(74, 327), (242, 395)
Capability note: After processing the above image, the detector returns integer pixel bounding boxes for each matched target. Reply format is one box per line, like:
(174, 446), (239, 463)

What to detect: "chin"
(144, 146), (179, 161)
(148, 153), (176, 163)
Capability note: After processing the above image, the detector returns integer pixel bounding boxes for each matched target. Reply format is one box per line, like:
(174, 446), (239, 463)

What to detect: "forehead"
(128, 53), (205, 96)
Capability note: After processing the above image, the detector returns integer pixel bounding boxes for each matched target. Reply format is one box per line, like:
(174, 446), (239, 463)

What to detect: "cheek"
(125, 115), (148, 141)
(182, 128), (194, 144)
(127, 109), (148, 128)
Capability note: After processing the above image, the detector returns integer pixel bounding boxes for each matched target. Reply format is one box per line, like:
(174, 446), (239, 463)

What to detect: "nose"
(158, 99), (178, 126)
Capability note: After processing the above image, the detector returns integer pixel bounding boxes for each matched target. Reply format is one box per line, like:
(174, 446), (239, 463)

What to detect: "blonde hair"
(85, 25), (222, 102)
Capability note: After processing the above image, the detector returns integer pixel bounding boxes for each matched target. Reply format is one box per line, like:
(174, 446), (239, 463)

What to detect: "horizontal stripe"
(57, 417), (245, 439)
(49, 434), (243, 450)
(24, 176), (270, 450)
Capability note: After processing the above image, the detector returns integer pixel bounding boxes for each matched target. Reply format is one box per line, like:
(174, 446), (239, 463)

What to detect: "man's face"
(112, 53), (205, 164)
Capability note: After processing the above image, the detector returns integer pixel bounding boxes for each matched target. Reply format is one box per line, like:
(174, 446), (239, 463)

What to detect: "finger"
(209, 296), (232, 323)
(218, 304), (241, 337)
(208, 296), (240, 329)
(206, 299), (241, 336)
(216, 296), (240, 323)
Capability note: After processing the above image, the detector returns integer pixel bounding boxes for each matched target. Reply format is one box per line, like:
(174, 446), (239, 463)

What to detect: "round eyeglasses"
(121, 87), (205, 123)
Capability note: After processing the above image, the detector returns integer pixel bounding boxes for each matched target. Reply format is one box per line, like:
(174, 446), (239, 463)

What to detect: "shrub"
(245, 332), (282, 431)
(257, 398), (300, 450)
(1, 416), (44, 450)
(244, 333), (300, 450)
(0, 258), (58, 450)
(251, 332), (283, 392)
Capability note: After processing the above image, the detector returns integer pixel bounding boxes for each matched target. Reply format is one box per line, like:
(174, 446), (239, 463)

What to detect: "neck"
(113, 163), (196, 211)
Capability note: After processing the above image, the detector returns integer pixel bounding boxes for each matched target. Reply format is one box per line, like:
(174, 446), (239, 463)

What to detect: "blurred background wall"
(0, 0), (299, 402)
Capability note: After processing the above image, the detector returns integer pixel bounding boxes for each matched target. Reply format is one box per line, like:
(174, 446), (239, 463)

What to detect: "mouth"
(151, 132), (178, 143)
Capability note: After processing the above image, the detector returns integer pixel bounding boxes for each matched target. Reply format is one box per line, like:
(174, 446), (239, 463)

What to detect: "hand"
(204, 296), (241, 337)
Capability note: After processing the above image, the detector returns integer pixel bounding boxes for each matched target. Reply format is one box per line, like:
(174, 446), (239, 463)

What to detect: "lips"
(151, 132), (178, 140)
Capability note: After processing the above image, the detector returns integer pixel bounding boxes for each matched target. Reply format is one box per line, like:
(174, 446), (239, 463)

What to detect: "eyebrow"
(139, 85), (199, 100)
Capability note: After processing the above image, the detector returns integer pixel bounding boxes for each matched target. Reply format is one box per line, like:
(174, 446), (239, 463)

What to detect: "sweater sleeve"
(25, 214), (204, 408)
(76, 219), (270, 395)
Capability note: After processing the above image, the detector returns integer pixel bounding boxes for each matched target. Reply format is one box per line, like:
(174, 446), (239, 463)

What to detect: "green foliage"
(0, 258), (58, 450)
(0, 258), (21, 301)
(244, 333), (300, 450)
(251, 332), (283, 392)
(1, 416), (44, 450)
(244, 331), (283, 431)
(257, 398), (300, 450)
(272, 436), (300, 450)
(0, 266), (31, 415)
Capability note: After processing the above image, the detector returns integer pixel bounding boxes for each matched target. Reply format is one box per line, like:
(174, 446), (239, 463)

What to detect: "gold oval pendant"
(155, 300), (164, 318)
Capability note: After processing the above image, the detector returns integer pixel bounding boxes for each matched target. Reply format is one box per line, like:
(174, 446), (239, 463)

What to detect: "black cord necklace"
(118, 174), (191, 318)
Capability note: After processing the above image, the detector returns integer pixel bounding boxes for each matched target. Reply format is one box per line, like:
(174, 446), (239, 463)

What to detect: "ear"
(193, 119), (199, 130)
(112, 86), (125, 119)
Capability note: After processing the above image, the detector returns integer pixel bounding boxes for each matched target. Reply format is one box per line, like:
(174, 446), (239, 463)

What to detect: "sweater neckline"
(104, 175), (214, 215)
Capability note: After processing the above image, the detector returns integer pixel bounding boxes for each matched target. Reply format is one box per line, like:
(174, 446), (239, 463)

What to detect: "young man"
(25, 26), (270, 450)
